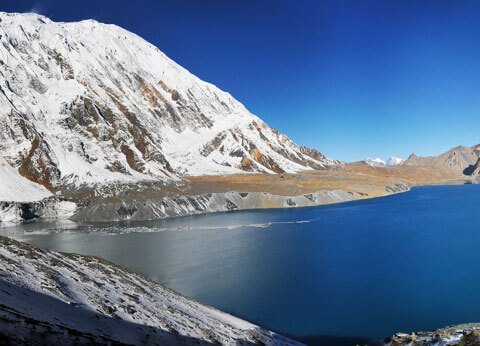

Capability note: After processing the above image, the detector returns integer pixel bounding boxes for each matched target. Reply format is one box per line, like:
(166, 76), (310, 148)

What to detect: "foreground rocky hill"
(0, 12), (339, 192)
(0, 236), (301, 345)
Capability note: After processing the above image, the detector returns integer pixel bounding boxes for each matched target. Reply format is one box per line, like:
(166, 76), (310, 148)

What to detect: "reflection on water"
(3, 184), (480, 345)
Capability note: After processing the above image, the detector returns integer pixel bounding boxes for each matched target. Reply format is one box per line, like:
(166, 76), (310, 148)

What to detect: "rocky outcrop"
(0, 198), (76, 224)
(386, 323), (480, 345)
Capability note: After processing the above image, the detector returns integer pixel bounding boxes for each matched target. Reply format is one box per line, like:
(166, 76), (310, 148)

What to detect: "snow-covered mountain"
(386, 156), (403, 166)
(365, 157), (386, 167)
(0, 12), (340, 191)
(364, 156), (403, 167)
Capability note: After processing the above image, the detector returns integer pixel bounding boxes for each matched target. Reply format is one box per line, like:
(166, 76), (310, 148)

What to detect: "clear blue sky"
(2, 0), (480, 162)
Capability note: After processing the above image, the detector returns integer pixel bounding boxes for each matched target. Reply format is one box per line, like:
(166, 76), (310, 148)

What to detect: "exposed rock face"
(403, 144), (480, 172)
(72, 184), (409, 223)
(0, 12), (340, 191)
(72, 190), (354, 222)
(0, 198), (76, 224)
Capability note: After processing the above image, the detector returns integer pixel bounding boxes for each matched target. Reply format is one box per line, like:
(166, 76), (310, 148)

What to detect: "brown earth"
(185, 163), (471, 198)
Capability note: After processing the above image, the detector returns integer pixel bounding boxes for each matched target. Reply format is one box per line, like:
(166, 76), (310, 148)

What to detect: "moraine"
(4, 184), (480, 345)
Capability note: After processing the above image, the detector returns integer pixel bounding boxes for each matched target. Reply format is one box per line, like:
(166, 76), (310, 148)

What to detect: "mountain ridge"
(402, 144), (480, 173)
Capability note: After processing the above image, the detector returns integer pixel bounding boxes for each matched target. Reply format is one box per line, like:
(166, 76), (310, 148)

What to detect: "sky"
(1, 0), (480, 162)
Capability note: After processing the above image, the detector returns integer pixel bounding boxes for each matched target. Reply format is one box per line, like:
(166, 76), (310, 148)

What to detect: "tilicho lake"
(3, 185), (480, 345)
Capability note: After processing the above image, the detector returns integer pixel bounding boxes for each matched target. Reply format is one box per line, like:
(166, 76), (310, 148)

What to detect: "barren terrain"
(186, 163), (471, 198)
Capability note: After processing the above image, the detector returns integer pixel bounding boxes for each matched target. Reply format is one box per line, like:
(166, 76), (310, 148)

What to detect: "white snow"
(386, 156), (404, 166)
(0, 156), (51, 202)
(365, 156), (404, 167)
(365, 157), (387, 167)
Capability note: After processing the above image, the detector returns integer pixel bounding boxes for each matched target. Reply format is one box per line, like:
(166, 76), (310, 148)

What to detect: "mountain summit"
(0, 12), (339, 190)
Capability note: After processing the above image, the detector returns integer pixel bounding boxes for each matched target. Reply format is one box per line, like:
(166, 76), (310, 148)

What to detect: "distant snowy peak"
(0, 12), (340, 190)
(386, 156), (404, 166)
(364, 156), (403, 167)
(365, 157), (386, 167)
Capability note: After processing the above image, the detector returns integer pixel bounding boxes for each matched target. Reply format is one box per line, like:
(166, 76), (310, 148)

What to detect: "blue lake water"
(3, 185), (480, 345)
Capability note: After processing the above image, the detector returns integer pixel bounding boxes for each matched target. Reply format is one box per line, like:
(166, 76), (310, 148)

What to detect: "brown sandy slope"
(186, 163), (471, 199)
(63, 161), (473, 208)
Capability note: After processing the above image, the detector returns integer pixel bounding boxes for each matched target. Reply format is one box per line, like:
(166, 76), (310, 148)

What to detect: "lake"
(3, 185), (480, 345)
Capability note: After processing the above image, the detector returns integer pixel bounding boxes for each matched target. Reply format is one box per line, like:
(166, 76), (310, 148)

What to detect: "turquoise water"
(4, 185), (480, 345)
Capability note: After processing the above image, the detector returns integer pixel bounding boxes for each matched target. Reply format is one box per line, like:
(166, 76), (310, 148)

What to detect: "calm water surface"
(3, 185), (480, 345)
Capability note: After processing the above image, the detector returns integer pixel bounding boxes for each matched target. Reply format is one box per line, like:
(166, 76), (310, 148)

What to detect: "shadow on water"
(292, 334), (382, 346)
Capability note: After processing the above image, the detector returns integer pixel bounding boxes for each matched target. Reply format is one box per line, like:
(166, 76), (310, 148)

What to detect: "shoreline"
(56, 164), (480, 223)
(1, 183), (411, 225)
(3, 163), (477, 225)
(3, 175), (477, 226)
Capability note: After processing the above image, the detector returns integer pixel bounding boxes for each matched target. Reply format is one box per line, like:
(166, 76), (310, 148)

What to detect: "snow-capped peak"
(386, 156), (404, 166)
(0, 12), (340, 191)
(364, 156), (404, 167)
(365, 157), (387, 167)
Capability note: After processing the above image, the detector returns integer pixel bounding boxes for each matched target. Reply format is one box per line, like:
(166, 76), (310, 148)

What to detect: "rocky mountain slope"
(0, 236), (301, 345)
(402, 144), (480, 174)
(0, 12), (339, 192)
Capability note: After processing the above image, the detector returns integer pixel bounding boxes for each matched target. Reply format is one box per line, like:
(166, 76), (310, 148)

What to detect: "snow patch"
(0, 156), (52, 202)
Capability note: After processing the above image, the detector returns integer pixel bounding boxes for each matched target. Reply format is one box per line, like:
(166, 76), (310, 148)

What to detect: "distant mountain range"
(364, 156), (404, 167)
(362, 144), (480, 177)
(0, 12), (340, 193)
